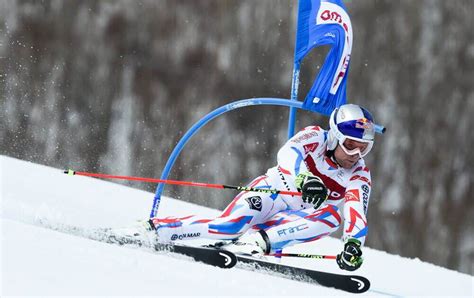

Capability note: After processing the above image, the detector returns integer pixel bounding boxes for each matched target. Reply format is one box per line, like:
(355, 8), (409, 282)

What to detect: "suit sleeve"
(342, 167), (371, 246)
(276, 126), (325, 190)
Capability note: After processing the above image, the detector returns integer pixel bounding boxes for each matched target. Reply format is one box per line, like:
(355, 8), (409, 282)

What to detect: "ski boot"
(222, 230), (271, 257)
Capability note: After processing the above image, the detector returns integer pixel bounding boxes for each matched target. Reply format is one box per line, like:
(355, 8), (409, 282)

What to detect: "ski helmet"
(327, 104), (375, 158)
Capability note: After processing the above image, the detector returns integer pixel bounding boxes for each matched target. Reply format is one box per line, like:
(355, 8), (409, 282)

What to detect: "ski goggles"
(338, 136), (373, 158)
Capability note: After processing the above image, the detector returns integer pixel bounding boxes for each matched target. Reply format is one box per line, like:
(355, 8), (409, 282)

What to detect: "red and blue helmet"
(327, 104), (375, 157)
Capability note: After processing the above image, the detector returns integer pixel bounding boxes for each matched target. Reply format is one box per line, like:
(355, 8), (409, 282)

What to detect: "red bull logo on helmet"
(355, 118), (375, 140)
(355, 118), (373, 130)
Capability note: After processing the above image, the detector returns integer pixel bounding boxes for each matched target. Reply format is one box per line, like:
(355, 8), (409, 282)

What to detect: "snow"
(1, 155), (473, 296)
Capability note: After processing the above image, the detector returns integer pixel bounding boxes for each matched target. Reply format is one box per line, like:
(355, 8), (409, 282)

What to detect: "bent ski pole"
(267, 253), (337, 260)
(64, 169), (302, 196)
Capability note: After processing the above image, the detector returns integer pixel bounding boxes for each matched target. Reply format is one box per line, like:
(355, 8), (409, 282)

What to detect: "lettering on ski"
(234, 254), (370, 293)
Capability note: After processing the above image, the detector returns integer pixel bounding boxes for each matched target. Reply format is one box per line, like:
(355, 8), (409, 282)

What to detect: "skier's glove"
(295, 172), (328, 209)
(336, 238), (363, 271)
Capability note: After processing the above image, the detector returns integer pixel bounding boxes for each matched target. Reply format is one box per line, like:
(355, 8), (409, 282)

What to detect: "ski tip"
(64, 169), (76, 176)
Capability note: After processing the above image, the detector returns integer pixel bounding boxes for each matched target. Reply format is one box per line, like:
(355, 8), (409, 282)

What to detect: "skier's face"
(334, 139), (368, 169)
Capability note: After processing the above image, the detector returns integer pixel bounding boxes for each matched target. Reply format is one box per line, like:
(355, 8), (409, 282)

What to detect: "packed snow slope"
(1, 155), (473, 296)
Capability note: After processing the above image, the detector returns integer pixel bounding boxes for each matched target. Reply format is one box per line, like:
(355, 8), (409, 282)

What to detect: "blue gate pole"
(287, 61), (301, 138)
(287, 0), (304, 139)
(150, 98), (304, 218)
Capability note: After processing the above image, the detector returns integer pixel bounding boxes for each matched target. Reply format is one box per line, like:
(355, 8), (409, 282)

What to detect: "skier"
(128, 103), (375, 271)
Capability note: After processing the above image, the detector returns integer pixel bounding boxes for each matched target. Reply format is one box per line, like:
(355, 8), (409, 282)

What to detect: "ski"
(100, 229), (237, 269)
(39, 221), (367, 291)
(234, 254), (370, 294)
(39, 222), (237, 269)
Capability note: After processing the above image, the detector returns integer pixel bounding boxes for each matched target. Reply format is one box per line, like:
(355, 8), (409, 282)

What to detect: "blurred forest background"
(1, 0), (473, 274)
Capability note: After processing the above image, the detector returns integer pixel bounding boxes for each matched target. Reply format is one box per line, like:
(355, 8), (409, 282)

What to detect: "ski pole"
(267, 253), (337, 260)
(64, 169), (302, 196)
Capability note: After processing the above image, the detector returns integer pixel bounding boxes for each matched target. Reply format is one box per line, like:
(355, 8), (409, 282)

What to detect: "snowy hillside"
(1, 155), (472, 296)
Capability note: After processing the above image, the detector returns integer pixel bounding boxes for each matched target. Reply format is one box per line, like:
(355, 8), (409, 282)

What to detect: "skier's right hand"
(295, 172), (328, 209)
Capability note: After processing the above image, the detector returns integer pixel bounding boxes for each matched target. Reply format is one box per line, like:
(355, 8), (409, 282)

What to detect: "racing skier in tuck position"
(128, 103), (376, 271)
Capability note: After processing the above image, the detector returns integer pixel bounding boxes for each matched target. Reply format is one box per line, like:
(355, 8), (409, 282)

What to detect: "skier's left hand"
(336, 238), (363, 271)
